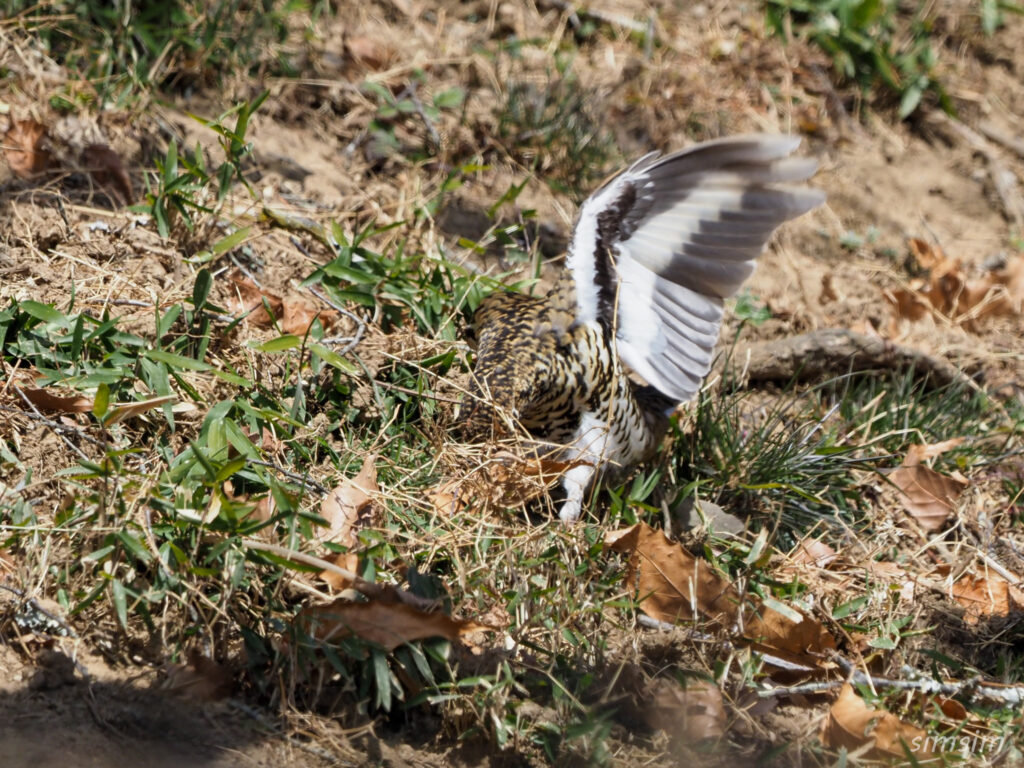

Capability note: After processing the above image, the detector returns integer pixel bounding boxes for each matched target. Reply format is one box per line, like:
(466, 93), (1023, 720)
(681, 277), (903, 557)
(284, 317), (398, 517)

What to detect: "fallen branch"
(760, 655), (1024, 708)
(718, 329), (974, 390)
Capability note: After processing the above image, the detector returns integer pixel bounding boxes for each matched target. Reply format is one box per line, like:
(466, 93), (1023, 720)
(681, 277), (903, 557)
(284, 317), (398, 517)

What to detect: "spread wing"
(566, 134), (825, 403)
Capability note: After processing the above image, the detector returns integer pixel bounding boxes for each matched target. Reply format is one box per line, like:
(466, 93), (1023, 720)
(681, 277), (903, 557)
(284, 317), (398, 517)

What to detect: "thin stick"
(307, 285), (366, 355)
(248, 459), (328, 495)
(240, 539), (439, 612)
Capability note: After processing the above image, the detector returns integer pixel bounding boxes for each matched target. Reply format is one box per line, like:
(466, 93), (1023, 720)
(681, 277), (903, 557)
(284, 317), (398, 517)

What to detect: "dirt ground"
(2, 0), (1024, 765)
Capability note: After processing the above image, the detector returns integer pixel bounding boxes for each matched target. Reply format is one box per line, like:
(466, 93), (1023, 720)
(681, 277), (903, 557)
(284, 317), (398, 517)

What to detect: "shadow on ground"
(0, 682), (307, 768)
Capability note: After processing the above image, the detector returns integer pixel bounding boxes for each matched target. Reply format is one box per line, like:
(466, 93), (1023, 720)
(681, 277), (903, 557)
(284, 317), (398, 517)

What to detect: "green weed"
(765, 0), (954, 118)
(666, 366), (1005, 541)
(362, 78), (467, 162)
(136, 91), (268, 238)
(7, 0), (314, 106)
(495, 55), (616, 200)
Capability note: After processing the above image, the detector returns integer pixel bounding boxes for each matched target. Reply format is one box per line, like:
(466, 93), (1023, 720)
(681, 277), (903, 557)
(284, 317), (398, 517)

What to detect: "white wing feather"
(566, 135), (825, 403)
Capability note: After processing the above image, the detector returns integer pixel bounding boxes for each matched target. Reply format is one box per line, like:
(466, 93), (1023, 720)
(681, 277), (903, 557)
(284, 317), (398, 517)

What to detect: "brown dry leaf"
(428, 477), (466, 516)
(486, 455), (589, 507)
(956, 255), (1024, 321)
(931, 271), (980, 322)
(488, 454), (586, 484)
(320, 551), (361, 591)
(890, 440), (969, 532)
(951, 571), (1022, 625)
(435, 455), (588, 515)
(890, 465), (967, 532)
(319, 454), (378, 547)
(745, 600), (837, 663)
(821, 684), (933, 760)
(934, 696), (968, 721)
(820, 272), (838, 303)
(15, 386), (93, 413)
(104, 394), (177, 425)
(345, 36), (393, 70)
(995, 255), (1024, 308)
(884, 287), (932, 329)
(260, 425), (285, 454)
(227, 270), (284, 326)
(892, 239), (1022, 329)
(162, 650), (233, 701)
(81, 143), (133, 204)
(281, 297), (336, 336)
(0, 548), (16, 577)
(605, 523), (835, 662)
(4, 119), (52, 178)
(605, 522), (729, 625)
(644, 678), (725, 743)
(1012, 583), (1024, 612)
(790, 537), (839, 568)
(905, 438), (965, 466)
(961, 275), (1017, 320)
(244, 495), (275, 527)
(908, 237), (948, 271)
(299, 600), (487, 651)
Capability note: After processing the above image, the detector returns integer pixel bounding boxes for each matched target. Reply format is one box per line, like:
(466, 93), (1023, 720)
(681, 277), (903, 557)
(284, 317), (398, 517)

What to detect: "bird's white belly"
(556, 406), (653, 522)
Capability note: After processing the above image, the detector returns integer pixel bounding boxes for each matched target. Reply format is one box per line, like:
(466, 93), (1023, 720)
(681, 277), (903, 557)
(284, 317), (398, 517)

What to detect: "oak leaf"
(890, 465), (967, 532)
(281, 297), (337, 336)
(822, 684), (933, 760)
(4, 119), (52, 177)
(16, 386), (93, 414)
(605, 523), (835, 664)
(319, 454), (378, 547)
(227, 271), (284, 326)
(790, 537), (839, 568)
(952, 571), (1024, 625)
(345, 36), (393, 70)
(319, 551), (361, 592)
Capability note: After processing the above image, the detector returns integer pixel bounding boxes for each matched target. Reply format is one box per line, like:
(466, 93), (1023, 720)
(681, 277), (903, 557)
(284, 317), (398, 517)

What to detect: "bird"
(458, 134), (825, 522)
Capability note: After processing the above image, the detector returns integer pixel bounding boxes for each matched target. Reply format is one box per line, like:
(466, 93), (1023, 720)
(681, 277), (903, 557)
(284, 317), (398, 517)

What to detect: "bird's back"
(460, 272), (663, 464)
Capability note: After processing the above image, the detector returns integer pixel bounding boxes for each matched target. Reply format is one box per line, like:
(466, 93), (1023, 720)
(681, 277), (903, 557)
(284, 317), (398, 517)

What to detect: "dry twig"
(240, 538), (440, 612)
(759, 655), (1024, 708)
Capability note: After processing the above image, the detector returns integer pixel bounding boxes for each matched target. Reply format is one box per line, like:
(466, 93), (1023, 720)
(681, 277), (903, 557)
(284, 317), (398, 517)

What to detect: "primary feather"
(459, 135), (825, 521)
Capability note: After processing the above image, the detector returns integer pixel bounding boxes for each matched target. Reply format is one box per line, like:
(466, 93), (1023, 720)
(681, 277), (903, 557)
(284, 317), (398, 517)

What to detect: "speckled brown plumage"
(457, 135), (824, 521)
(460, 272), (668, 472)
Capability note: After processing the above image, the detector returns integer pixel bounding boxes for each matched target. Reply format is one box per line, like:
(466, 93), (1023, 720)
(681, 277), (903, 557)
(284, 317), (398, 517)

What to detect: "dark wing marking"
(566, 134), (825, 403)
